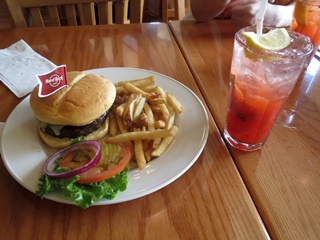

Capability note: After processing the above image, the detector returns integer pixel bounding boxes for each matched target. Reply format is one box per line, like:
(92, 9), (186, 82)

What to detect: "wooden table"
(169, 20), (320, 239)
(0, 23), (269, 239)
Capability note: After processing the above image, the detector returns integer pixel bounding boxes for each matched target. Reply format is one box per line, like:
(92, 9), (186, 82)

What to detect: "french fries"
(104, 76), (183, 169)
(151, 126), (179, 157)
(106, 129), (172, 143)
(167, 93), (182, 114)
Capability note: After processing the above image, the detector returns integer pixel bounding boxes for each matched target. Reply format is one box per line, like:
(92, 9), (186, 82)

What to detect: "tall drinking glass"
(291, 0), (320, 59)
(224, 26), (313, 151)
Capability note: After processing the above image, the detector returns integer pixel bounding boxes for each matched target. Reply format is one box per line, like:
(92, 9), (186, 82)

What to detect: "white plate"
(1, 67), (209, 206)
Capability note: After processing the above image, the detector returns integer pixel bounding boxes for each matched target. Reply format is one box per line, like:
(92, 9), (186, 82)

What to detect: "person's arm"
(264, 1), (295, 27)
(230, 0), (295, 28)
(190, 0), (232, 21)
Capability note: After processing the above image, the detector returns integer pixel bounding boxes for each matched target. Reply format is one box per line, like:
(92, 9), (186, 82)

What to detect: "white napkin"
(0, 39), (56, 98)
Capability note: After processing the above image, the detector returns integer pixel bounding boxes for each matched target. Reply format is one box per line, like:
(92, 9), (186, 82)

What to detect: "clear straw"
(256, 0), (268, 35)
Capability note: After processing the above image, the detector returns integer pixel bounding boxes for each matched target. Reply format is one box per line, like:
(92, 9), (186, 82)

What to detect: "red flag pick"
(36, 65), (68, 97)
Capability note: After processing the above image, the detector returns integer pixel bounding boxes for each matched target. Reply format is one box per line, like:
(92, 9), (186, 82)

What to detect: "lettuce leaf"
(35, 167), (128, 209)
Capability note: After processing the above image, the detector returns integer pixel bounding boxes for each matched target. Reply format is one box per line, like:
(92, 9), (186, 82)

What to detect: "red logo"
(36, 65), (68, 97)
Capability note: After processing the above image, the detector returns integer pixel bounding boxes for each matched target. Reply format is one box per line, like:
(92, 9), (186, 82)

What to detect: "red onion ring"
(43, 140), (101, 179)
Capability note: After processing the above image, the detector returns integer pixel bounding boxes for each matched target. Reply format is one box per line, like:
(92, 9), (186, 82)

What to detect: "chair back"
(162, 0), (189, 23)
(6, 0), (144, 28)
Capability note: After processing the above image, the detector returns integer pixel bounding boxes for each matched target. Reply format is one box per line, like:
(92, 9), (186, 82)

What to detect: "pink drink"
(224, 26), (313, 151)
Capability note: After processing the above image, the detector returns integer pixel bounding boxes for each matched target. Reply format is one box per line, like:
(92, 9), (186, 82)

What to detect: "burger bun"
(38, 118), (109, 149)
(30, 71), (116, 148)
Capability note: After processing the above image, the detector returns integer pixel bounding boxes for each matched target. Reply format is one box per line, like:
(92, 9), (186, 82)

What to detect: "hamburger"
(30, 71), (116, 149)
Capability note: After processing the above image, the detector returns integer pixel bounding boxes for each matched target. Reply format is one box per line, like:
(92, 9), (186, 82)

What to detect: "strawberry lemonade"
(224, 26), (313, 151)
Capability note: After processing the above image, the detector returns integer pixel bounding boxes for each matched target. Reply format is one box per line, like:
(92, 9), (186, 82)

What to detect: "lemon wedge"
(242, 28), (291, 51)
(293, 1), (307, 26)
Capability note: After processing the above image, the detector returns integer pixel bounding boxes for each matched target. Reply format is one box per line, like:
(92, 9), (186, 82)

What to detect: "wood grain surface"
(0, 23), (269, 239)
(169, 20), (320, 239)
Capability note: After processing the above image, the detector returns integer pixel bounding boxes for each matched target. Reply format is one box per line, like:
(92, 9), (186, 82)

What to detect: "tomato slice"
(76, 145), (130, 184)
(59, 149), (95, 170)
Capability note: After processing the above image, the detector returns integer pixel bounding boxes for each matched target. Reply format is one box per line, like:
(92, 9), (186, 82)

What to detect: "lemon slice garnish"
(242, 28), (291, 51)
(294, 1), (307, 26)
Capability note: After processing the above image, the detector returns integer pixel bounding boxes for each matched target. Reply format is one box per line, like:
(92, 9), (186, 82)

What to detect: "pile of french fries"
(104, 76), (182, 169)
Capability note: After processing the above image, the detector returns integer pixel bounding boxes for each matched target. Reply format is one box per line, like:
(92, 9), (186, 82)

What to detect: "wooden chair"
(162, 0), (189, 23)
(5, 0), (145, 28)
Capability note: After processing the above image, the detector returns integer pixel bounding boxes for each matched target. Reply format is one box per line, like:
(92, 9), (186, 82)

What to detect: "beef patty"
(41, 111), (109, 139)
